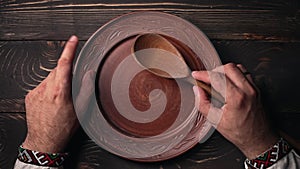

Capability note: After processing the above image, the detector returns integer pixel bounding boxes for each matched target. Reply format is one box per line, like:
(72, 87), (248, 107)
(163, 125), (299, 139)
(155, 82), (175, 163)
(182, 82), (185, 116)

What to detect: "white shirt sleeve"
(245, 149), (300, 169)
(14, 159), (62, 169)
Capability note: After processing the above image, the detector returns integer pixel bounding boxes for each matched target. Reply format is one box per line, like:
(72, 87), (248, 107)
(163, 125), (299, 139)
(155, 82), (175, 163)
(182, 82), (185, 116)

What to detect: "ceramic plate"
(72, 11), (221, 162)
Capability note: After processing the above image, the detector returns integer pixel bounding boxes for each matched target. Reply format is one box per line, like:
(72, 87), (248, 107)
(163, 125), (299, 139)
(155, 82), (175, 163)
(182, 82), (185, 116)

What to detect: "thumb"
(193, 86), (223, 128)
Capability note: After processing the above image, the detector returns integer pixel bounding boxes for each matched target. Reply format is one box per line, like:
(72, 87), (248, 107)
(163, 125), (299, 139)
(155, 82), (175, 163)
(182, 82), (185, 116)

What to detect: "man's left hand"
(23, 36), (79, 153)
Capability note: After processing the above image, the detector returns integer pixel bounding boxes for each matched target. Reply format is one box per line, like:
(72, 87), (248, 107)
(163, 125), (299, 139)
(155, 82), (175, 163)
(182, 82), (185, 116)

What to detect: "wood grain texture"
(0, 0), (299, 41)
(0, 40), (83, 112)
(0, 115), (245, 169)
(0, 0), (299, 168)
(0, 40), (299, 168)
(0, 114), (298, 169)
(213, 41), (300, 149)
(1, 40), (299, 113)
(0, 113), (26, 169)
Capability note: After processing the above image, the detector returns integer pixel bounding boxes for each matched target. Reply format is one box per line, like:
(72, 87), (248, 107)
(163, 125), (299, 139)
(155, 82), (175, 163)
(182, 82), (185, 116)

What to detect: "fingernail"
(69, 35), (78, 42)
(191, 71), (197, 78)
(193, 86), (199, 97)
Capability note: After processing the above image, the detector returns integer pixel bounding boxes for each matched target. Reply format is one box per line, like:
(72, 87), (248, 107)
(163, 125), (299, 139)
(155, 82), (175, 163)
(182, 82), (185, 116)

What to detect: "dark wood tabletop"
(0, 0), (299, 169)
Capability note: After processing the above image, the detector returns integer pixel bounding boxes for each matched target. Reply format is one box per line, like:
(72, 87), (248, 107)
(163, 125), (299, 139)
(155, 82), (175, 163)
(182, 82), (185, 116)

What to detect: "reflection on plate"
(72, 11), (221, 162)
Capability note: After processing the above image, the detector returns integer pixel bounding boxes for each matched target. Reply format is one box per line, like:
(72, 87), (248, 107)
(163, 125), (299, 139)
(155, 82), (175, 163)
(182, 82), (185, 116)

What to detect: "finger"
(193, 86), (210, 117)
(56, 36), (79, 88)
(236, 64), (254, 84)
(192, 70), (227, 98)
(192, 71), (210, 84)
(212, 63), (256, 96)
(75, 70), (96, 120)
(193, 86), (223, 127)
(236, 64), (260, 94)
(221, 63), (253, 93)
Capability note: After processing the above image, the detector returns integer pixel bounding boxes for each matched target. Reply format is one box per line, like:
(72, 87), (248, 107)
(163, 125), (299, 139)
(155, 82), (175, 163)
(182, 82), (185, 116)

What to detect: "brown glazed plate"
(72, 11), (222, 162)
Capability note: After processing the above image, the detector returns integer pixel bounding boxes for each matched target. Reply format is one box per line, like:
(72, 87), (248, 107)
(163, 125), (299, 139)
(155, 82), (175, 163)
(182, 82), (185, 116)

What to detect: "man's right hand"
(192, 63), (279, 159)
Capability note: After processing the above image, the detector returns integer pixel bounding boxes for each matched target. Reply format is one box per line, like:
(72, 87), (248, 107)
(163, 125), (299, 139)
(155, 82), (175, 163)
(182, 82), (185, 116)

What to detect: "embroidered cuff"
(245, 138), (292, 169)
(17, 145), (68, 167)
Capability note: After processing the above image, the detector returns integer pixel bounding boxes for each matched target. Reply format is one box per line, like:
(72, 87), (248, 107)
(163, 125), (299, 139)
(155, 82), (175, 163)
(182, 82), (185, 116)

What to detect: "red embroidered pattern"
(17, 146), (68, 167)
(245, 138), (292, 169)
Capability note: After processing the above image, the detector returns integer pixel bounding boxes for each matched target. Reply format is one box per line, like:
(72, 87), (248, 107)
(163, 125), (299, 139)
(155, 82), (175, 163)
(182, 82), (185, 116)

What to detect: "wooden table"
(0, 0), (299, 168)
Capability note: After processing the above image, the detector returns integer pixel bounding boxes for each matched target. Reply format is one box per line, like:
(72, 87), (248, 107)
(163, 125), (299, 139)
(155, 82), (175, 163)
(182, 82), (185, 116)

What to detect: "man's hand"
(192, 63), (279, 159)
(22, 36), (79, 153)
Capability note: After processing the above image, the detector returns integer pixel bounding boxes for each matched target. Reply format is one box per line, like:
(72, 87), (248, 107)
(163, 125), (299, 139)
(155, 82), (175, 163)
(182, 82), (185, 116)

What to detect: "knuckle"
(248, 87), (258, 98)
(236, 90), (246, 100)
(58, 57), (71, 66)
(61, 78), (69, 85)
(52, 85), (61, 98)
(236, 63), (244, 68)
(52, 85), (68, 101)
(225, 63), (236, 69)
(52, 92), (59, 101)
(241, 77), (249, 85)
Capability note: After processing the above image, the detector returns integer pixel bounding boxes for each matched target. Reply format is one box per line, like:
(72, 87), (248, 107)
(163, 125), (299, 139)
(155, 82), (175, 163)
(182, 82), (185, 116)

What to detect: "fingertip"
(191, 71), (205, 78)
(64, 35), (78, 53)
(60, 36), (78, 60)
(55, 36), (79, 82)
(191, 70), (206, 79)
(191, 71), (198, 78)
(192, 85), (199, 97)
(69, 35), (78, 42)
(65, 36), (78, 50)
(236, 64), (246, 71)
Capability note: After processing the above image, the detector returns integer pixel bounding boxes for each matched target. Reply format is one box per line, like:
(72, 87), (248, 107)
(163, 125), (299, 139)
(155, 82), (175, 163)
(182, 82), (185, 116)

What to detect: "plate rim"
(72, 11), (221, 161)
